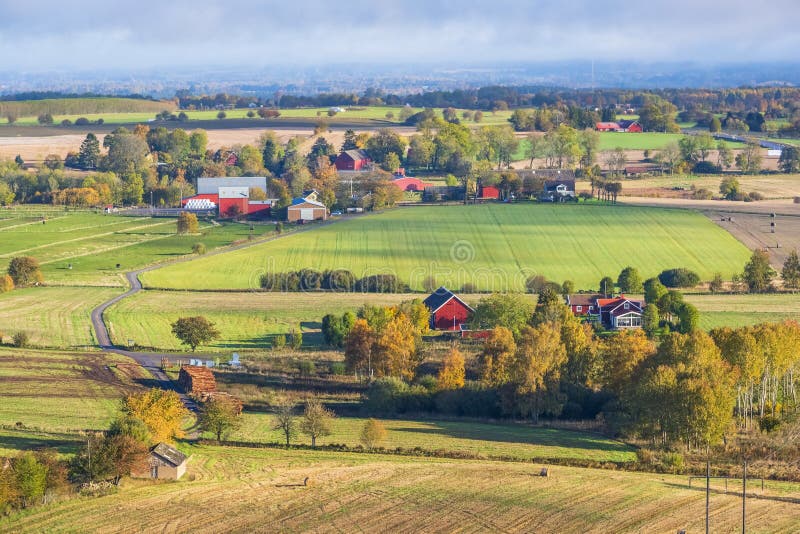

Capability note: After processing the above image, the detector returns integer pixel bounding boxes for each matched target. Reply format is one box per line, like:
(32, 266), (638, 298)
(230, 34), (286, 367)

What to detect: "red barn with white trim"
(423, 287), (474, 331)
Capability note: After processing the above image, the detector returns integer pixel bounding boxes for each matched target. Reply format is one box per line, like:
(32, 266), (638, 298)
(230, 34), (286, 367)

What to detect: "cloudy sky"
(1, 0), (799, 71)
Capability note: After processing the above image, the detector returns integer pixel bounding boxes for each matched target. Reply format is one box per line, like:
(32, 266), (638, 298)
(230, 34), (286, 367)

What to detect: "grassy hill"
(2, 445), (799, 533)
(141, 204), (751, 292)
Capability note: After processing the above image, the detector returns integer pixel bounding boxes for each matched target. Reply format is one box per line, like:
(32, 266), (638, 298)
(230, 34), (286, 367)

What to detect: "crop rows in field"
(142, 204), (751, 292)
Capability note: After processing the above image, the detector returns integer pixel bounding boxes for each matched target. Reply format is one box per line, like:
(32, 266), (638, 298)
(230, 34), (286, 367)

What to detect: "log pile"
(178, 366), (217, 394)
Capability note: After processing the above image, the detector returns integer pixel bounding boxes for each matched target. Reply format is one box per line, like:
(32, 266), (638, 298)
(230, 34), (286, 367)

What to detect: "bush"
(661, 452), (685, 473)
(692, 161), (721, 174)
(693, 188), (713, 200)
(758, 415), (781, 433)
(272, 334), (286, 350)
(658, 268), (700, 288)
(746, 191), (764, 201)
(330, 362), (347, 375)
(74, 117), (90, 126)
(216, 111), (227, 120)
(12, 331), (29, 348)
(192, 242), (207, 255)
(297, 360), (315, 377)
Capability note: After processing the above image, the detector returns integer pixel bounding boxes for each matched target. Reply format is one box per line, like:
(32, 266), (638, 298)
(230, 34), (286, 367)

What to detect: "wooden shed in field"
(132, 443), (188, 481)
(178, 365), (216, 395)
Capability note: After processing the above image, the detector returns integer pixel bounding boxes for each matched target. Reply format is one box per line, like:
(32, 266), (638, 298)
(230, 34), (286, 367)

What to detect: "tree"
(372, 314), (418, 380)
(781, 249), (800, 290)
(344, 318), (376, 376)
(469, 293), (534, 337)
(719, 176), (742, 200)
(617, 266), (643, 294)
(122, 389), (188, 443)
(176, 212), (199, 234)
(300, 397), (334, 447)
(478, 326), (517, 387)
(531, 286), (566, 325)
(0, 274), (14, 293)
(7, 256), (43, 287)
(642, 303), (660, 338)
(658, 268), (700, 288)
(778, 146), (800, 174)
(676, 302), (700, 333)
(709, 272), (725, 293)
(37, 113), (54, 125)
(510, 322), (567, 421)
(365, 129), (407, 167)
(437, 347), (465, 390)
(170, 316), (220, 351)
(14, 452), (47, 507)
(272, 397), (298, 446)
(735, 140), (762, 175)
(742, 249), (776, 293)
(599, 276), (615, 297)
(382, 152), (401, 173)
(709, 116), (722, 133)
(78, 133), (101, 170)
(716, 142), (733, 169)
(359, 419), (387, 449)
(599, 330), (655, 396)
(198, 397), (242, 441)
(216, 111), (227, 120)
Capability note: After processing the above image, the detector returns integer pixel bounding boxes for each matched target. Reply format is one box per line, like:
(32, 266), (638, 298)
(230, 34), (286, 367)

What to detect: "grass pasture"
(3, 444), (799, 533)
(0, 347), (146, 451)
(0, 212), (253, 286)
(0, 287), (120, 348)
(513, 132), (686, 161)
(141, 204), (751, 292)
(686, 293), (800, 330)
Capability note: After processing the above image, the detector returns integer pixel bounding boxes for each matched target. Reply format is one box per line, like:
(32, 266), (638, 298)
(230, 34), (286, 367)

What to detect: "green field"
(686, 293), (800, 330)
(512, 132), (687, 161)
(141, 204), (751, 292)
(225, 414), (635, 463)
(0, 347), (145, 451)
(0, 287), (120, 348)
(1, 105), (515, 127)
(2, 444), (799, 533)
(0, 97), (175, 125)
(0, 212), (254, 286)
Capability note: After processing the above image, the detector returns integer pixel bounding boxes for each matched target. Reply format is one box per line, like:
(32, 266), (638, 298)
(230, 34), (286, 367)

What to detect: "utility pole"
(742, 460), (747, 534)
(705, 458), (710, 534)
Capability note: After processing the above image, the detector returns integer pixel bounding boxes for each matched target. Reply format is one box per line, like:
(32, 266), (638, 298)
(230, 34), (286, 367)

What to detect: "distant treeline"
(0, 91), (158, 102)
(259, 269), (407, 293)
(181, 86), (800, 121)
(0, 97), (177, 118)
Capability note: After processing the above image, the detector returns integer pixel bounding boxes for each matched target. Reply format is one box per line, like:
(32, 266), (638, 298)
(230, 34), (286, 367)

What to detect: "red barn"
(423, 286), (474, 331)
(596, 122), (621, 132)
(335, 149), (371, 171)
(392, 177), (433, 192)
(618, 120), (643, 133)
(478, 185), (500, 199)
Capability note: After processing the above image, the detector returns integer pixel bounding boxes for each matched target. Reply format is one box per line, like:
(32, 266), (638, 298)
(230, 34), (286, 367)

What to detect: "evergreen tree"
(78, 133), (101, 170)
(341, 129), (358, 151)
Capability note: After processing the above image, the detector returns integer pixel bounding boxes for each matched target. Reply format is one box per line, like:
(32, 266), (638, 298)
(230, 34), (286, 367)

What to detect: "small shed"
(178, 365), (217, 395)
(423, 286), (474, 331)
(132, 443), (188, 481)
(478, 184), (501, 200)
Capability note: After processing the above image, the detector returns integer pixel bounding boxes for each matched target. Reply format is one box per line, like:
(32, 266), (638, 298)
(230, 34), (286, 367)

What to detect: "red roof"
(596, 122), (621, 130)
(393, 177), (433, 192)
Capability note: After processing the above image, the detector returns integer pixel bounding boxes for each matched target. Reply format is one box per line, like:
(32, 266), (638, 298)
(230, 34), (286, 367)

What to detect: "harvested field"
(2, 445), (799, 533)
(0, 347), (146, 443)
(686, 293), (800, 330)
(612, 174), (800, 200)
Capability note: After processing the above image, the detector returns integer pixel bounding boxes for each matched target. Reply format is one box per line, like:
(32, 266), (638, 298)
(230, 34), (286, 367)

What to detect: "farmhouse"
(132, 443), (188, 481)
(287, 197), (328, 222)
(566, 294), (644, 329)
(185, 177), (273, 218)
(335, 149), (371, 171)
(595, 120), (643, 133)
(178, 365), (216, 395)
(540, 179), (576, 202)
(423, 286), (474, 331)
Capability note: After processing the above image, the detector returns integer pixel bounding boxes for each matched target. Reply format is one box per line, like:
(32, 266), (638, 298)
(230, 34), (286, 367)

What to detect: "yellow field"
(2, 445), (798, 533)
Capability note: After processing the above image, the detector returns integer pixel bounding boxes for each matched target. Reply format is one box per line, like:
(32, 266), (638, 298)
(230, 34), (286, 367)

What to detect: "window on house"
(576, 306), (582, 312)
(624, 302), (630, 310)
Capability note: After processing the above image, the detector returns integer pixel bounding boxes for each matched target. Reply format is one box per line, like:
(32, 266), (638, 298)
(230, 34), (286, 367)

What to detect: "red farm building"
(334, 149), (371, 171)
(423, 286), (474, 331)
(392, 177), (433, 192)
(478, 184), (501, 200)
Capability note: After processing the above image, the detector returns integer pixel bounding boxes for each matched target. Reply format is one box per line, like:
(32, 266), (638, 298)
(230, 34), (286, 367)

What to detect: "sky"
(1, 0), (799, 71)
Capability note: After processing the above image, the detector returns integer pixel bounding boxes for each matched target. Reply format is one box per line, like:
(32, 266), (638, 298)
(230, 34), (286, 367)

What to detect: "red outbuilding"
(334, 149), (371, 171)
(478, 185), (501, 200)
(423, 286), (474, 331)
(392, 177), (434, 192)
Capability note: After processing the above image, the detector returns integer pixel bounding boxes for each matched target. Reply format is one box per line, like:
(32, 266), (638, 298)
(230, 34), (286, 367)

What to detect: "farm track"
(90, 216), (348, 409)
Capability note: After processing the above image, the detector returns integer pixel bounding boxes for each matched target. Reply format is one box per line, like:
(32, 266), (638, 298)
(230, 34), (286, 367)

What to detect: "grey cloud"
(0, 0), (798, 70)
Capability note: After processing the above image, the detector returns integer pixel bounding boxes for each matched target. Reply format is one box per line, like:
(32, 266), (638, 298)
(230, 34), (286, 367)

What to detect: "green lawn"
(0, 212), (254, 286)
(0, 348), (145, 448)
(227, 414), (636, 463)
(142, 204), (751, 292)
(0, 287), (120, 349)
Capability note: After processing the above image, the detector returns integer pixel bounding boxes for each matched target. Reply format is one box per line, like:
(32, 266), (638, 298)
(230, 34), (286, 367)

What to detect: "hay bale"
(539, 467), (549, 477)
